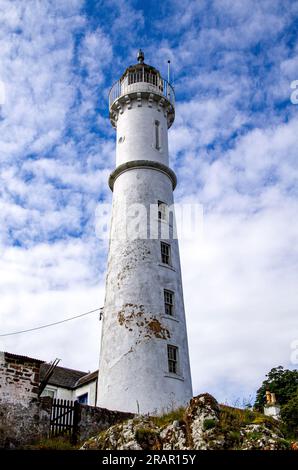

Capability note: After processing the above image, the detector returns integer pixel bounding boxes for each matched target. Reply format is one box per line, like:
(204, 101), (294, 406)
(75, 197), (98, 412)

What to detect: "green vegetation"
(219, 404), (269, 429)
(254, 366), (298, 409)
(203, 418), (216, 431)
(280, 391), (298, 438)
(135, 427), (158, 442)
(134, 426), (160, 449)
(247, 430), (262, 441)
(252, 416), (274, 426)
(25, 436), (79, 450)
(151, 407), (185, 428)
(254, 366), (298, 439)
(227, 430), (241, 444)
(217, 404), (278, 448)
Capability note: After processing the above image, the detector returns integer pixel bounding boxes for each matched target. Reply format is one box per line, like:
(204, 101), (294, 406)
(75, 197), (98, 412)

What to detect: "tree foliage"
(254, 366), (298, 411)
(280, 391), (298, 438)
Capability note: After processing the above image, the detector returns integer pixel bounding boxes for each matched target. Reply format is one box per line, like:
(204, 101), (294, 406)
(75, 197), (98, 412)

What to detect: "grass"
(247, 431), (263, 441)
(228, 430), (241, 444)
(203, 418), (217, 431)
(135, 427), (158, 442)
(219, 404), (277, 430)
(217, 404), (282, 449)
(151, 407), (185, 428)
(24, 436), (80, 450)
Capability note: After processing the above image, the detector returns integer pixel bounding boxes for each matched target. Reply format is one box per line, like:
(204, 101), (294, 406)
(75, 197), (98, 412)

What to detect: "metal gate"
(50, 399), (79, 444)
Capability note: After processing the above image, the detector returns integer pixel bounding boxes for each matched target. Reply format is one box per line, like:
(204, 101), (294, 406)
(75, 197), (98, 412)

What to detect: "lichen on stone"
(81, 393), (290, 451)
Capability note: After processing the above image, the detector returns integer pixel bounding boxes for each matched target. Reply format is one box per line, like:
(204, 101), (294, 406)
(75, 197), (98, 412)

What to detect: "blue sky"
(0, 0), (298, 405)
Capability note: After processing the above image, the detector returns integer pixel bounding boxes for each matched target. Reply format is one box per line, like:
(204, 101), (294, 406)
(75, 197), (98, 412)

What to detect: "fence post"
(71, 401), (80, 445)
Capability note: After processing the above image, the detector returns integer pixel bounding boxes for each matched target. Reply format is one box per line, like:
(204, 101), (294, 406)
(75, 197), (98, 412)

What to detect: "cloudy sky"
(0, 0), (297, 405)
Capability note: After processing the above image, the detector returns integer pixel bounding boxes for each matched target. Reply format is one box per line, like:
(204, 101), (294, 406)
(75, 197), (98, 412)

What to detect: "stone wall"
(78, 404), (134, 442)
(0, 395), (133, 448)
(0, 397), (52, 449)
(0, 352), (42, 405)
(0, 352), (134, 448)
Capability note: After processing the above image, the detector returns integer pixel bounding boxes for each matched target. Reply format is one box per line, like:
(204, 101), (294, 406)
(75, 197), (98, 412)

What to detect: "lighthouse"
(97, 51), (193, 414)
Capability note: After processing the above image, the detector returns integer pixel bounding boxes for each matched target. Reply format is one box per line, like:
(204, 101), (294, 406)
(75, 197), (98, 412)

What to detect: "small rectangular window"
(164, 289), (174, 316)
(40, 387), (56, 398)
(154, 120), (160, 150)
(168, 345), (178, 374)
(78, 393), (88, 404)
(161, 242), (171, 265)
(158, 201), (167, 221)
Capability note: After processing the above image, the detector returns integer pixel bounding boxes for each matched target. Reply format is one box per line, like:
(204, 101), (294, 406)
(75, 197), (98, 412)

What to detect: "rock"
(184, 393), (221, 450)
(240, 424), (288, 450)
(81, 393), (290, 451)
(160, 421), (187, 450)
(81, 417), (160, 450)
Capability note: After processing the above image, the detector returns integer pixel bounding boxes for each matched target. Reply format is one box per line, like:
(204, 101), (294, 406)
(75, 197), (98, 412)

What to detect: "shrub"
(203, 418), (216, 431)
(280, 392), (298, 438)
(254, 366), (298, 410)
(228, 430), (241, 444)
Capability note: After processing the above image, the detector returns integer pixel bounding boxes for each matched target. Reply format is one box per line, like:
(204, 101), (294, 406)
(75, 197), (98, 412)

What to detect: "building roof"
(40, 363), (88, 390)
(75, 370), (98, 387)
(2, 351), (98, 390)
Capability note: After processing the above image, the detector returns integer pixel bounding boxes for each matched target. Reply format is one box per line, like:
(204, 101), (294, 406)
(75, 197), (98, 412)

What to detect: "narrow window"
(167, 345), (178, 374)
(158, 200), (167, 221)
(164, 289), (174, 316)
(77, 393), (88, 404)
(161, 242), (171, 265)
(154, 120), (160, 150)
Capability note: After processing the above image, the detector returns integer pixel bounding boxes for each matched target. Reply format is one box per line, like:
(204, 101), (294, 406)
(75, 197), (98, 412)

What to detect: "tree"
(254, 366), (298, 411)
(280, 391), (298, 438)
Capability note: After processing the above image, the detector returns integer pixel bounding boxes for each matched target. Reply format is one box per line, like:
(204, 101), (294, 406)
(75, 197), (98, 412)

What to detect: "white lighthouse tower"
(97, 50), (192, 414)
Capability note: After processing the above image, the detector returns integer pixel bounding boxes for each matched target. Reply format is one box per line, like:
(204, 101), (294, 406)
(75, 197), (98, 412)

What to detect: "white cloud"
(176, 116), (298, 402)
(0, 238), (106, 371)
(0, 0), (297, 407)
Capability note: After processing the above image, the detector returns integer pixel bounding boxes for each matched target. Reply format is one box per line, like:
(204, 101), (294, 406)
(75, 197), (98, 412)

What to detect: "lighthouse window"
(161, 242), (171, 265)
(167, 345), (178, 374)
(154, 120), (161, 150)
(164, 289), (174, 316)
(158, 201), (167, 221)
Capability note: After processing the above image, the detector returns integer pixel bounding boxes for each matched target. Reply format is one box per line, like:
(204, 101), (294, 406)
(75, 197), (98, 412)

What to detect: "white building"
(97, 50), (193, 414)
(40, 363), (98, 406)
(0, 351), (98, 407)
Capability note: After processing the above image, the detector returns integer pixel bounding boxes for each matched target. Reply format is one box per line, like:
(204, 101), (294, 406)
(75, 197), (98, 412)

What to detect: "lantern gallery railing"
(109, 73), (175, 109)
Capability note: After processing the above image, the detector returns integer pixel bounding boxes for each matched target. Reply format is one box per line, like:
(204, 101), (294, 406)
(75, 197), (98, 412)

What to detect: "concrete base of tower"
(96, 395), (192, 416)
(96, 370), (193, 415)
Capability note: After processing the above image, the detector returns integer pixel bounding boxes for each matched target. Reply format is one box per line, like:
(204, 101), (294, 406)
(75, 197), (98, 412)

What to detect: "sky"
(0, 0), (297, 406)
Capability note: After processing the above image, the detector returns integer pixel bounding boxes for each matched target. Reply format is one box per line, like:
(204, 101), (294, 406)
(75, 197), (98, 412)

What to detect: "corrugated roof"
(40, 363), (87, 389)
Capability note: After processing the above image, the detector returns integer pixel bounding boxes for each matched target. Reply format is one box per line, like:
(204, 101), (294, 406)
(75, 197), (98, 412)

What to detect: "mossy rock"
(203, 418), (217, 431)
(134, 427), (160, 450)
